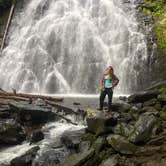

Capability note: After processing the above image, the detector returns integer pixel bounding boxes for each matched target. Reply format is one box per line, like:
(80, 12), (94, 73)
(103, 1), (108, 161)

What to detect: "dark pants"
(99, 88), (113, 111)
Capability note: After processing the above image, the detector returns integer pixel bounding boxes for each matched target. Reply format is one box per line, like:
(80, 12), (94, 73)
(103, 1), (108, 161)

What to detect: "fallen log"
(0, 95), (29, 101)
(0, 90), (63, 102)
(45, 100), (78, 115)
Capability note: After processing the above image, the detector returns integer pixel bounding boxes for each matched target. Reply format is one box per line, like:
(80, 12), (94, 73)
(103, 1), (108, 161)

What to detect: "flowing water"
(0, 120), (85, 165)
(0, 0), (148, 95)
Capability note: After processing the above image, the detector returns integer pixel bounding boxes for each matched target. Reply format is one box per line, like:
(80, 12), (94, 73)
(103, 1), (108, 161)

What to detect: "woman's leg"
(99, 90), (107, 110)
(107, 88), (113, 111)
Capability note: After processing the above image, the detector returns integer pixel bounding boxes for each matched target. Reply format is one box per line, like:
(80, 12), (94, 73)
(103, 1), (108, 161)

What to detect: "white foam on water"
(0, 121), (85, 165)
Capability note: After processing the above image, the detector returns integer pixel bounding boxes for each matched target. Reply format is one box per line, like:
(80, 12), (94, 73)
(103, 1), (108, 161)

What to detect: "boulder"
(0, 119), (25, 145)
(111, 102), (131, 112)
(32, 148), (67, 166)
(129, 114), (157, 144)
(30, 130), (44, 144)
(147, 133), (166, 146)
(119, 96), (128, 102)
(81, 133), (97, 144)
(118, 112), (133, 123)
(9, 102), (57, 125)
(140, 107), (159, 115)
(158, 94), (166, 105)
(128, 90), (159, 103)
(159, 111), (166, 120)
(59, 148), (95, 166)
(78, 141), (91, 153)
(143, 98), (157, 107)
(154, 102), (162, 111)
(99, 154), (121, 166)
(0, 108), (11, 119)
(92, 137), (107, 153)
(86, 109), (117, 135)
(82, 154), (100, 166)
(99, 147), (115, 161)
(10, 146), (39, 166)
(112, 123), (133, 138)
(107, 134), (138, 154)
(134, 103), (143, 109)
(136, 144), (166, 156)
(61, 129), (85, 150)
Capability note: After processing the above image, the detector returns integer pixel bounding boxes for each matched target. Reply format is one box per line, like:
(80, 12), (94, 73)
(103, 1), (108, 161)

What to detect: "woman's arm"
(112, 74), (119, 88)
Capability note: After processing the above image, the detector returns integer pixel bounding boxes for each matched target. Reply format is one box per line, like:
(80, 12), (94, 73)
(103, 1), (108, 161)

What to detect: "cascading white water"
(0, 0), (148, 94)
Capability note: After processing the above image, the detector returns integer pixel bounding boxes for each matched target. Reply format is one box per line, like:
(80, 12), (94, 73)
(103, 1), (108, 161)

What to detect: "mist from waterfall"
(0, 0), (148, 94)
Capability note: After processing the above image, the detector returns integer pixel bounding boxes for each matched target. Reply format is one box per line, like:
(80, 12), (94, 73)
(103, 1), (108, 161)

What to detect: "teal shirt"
(104, 77), (112, 88)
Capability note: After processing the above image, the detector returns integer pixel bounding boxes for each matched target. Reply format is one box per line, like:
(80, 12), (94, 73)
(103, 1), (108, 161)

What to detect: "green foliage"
(160, 87), (166, 92)
(160, 111), (166, 120)
(143, 0), (166, 54)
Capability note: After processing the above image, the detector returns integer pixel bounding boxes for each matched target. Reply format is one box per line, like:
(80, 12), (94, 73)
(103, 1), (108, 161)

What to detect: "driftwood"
(45, 100), (78, 115)
(0, 89), (83, 126)
(0, 89), (63, 102)
(0, 95), (29, 101)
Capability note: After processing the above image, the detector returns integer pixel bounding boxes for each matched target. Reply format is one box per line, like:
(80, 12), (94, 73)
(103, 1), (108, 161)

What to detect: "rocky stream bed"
(0, 81), (166, 166)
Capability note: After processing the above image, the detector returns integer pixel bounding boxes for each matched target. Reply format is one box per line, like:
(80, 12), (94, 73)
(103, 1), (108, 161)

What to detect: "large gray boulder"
(32, 148), (67, 166)
(59, 148), (95, 166)
(30, 129), (44, 144)
(9, 102), (57, 125)
(10, 146), (39, 166)
(111, 102), (131, 112)
(112, 122), (133, 138)
(61, 129), (85, 150)
(86, 109), (117, 135)
(128, 90), (159, 103)
(92, 137), (107, 153)
(129, 113), (157, 144)
(107, 134), (138, 154)
(99, 154), (121, 166)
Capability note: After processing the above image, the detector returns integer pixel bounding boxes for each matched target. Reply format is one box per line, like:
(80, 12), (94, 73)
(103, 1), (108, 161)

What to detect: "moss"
(99, 148), (115, 161)
(159, 111), (166, 120)
(143, 0), (166, 55)
(81, 133), (97, 144)
(159, 87), (166, 93)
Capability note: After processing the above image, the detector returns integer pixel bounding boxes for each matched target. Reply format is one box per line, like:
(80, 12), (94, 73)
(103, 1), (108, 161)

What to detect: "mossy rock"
(92, 137), (107, 153)
(99, 147), (115, 161)
(81, 133), (97, 144)
(159, 111), (166, 120)
(107, 135), (138, 155)
(143, 98), (157, 107)
(82, 154), (101, 166)
(0, 120), (25, 145)
(86, 109), (117, 136)
(129, 114), (157, 144)
(58, 149), (95, 166)
(158, 94), (166, 104)
(112, 123), (133, 138)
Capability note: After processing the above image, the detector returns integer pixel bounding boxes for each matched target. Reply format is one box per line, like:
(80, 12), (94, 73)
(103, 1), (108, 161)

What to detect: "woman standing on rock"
(99, 66), (119, 111)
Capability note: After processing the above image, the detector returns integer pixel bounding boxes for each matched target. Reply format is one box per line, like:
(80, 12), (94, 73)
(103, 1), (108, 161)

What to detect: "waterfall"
(0, 0), (148, 94)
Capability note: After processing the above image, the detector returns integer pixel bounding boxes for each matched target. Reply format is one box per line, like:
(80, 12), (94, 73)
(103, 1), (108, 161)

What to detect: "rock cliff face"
(135, 0), (166, 84)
